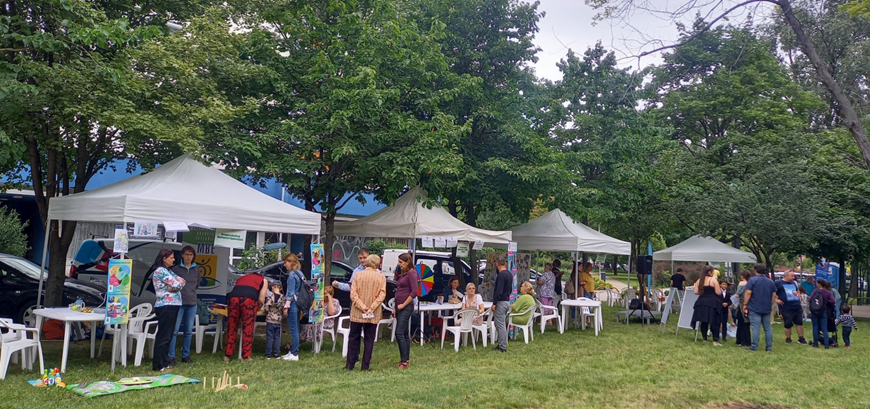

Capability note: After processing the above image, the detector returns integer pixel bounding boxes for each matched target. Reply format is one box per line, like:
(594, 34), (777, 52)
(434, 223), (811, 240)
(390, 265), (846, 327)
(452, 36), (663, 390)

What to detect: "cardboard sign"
(310, 244), (325, 324)
(457, 242), (469, 257)
(214, 229), (247, 248)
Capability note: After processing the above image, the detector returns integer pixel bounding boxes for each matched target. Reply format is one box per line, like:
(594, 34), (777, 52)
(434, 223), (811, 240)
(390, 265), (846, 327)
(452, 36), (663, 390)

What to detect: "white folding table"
(32, 308), (126, 373)
(560, 299), (603, 336)
(417, 302), (462, 346)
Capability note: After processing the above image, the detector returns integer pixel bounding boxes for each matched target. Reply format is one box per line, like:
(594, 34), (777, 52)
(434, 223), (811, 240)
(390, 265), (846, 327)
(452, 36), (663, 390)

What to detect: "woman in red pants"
(224, 272), (268, 362)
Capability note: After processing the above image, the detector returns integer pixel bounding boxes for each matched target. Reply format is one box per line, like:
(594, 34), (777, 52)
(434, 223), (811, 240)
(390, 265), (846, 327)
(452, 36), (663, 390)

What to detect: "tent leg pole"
(36, 218), (52, 307)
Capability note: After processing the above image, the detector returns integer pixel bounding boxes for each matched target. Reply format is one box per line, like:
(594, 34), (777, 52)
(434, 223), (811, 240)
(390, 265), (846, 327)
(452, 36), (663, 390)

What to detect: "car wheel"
(17, 300), (37, 327)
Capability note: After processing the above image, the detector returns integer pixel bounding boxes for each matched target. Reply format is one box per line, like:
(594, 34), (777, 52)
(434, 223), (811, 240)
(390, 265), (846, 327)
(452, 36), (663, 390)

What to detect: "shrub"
(0, 205), (28, 257)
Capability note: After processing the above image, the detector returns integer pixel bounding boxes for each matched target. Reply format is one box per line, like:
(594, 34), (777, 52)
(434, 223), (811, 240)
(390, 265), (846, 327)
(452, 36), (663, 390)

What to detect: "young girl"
(835, 305), (858, 348)
(798, 286), (809, 321)
(262, 280), (285, 359)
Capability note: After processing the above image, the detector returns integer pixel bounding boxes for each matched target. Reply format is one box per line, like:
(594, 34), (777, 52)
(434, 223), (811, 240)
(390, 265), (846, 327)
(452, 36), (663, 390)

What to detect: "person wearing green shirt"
(511, 282), (536, 325)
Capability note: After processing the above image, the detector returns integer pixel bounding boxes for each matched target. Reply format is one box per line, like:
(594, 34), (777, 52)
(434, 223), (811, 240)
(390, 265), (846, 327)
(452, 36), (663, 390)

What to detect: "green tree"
(215, 0), (474, 279)
(410, 0), (562, 227)
(0, 205), (28, 257)
(0, 1), (258, 305)
(649, 24), (824, 271)
(548, 43), (675, 262)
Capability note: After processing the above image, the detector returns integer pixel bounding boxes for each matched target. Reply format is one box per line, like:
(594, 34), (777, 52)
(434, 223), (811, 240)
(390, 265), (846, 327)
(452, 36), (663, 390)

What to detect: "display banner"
(105, 259), (132, 325)
(309, 244), (325, 324)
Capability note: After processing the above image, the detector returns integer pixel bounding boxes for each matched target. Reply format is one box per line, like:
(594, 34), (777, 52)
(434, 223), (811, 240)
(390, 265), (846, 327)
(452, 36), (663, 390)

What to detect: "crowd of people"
(682, 263), (858, 351)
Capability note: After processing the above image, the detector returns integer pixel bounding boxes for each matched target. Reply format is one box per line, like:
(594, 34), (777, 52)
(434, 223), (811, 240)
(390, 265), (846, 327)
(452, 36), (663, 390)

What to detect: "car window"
(0, 257), (46, 281)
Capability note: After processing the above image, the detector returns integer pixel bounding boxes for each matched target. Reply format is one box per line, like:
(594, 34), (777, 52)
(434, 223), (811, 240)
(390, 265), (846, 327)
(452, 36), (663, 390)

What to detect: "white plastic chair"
(321, 305), (343, 352)
(374, 299), (395, 342)
(536, 300), (563, 334)
(440, 309), (478, 352)
(123, 313), (157, 367)
(0, 319), (43, 379)
(471, 310), (491, 347)
(607, 288), (621, 307)
(100, 303), (152, 357)
(508, 305), (536, 344)
(337, 316), (352, 357)
(193, 314), (219, 354)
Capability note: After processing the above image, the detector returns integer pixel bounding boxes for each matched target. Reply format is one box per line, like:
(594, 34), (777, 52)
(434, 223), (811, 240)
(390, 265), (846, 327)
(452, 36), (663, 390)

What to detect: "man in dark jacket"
(491, 255), (512, 352)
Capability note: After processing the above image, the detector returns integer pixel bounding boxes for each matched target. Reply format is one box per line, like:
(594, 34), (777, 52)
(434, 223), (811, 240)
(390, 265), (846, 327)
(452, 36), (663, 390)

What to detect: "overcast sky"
(531, 0), (777, 81)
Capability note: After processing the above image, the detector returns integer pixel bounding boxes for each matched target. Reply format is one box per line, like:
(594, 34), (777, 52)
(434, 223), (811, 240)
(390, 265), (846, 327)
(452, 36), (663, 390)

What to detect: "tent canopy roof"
(509, 209), (631, 255)
(332, 187), (512, 246)
(47, 155), (321, 235)
(653, 235), (757, 263)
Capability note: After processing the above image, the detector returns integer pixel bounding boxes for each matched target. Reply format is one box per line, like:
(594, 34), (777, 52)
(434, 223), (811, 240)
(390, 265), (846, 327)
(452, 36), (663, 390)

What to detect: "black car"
(243, 261), (397, 314)
(0, 254), (106, 326)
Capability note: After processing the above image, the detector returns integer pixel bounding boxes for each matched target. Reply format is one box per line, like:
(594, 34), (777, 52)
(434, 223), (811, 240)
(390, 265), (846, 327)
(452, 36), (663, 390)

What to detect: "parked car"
(0, 253), (105, 326)
(72, 239), (239, 307)
(242, 260), (397, 313)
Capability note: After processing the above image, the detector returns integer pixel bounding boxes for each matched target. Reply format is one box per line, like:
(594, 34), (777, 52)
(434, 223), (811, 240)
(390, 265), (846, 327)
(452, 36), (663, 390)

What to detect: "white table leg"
(121, 324), (127, 367)
(561, 305), (568, 331)
(61, 322), (71, 373)
(419, 310), (424, 346)
(90, 321), (97, 358)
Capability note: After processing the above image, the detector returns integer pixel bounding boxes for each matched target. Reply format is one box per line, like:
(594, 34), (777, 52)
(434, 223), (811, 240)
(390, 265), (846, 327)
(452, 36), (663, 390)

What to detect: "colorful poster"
(133, 221), (159, 238)
(516, 253), (531, 291)
(183, 225), (227, 325)
(508, 250), (517, 304)
(309, 244), (325, 324)
(113, 229), (129, 253)
(105, 259), (132, 325)
(483, 252), (504, 301)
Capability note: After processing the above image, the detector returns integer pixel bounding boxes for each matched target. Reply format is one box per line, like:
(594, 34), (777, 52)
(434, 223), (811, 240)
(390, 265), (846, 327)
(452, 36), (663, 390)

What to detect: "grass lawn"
(1, 305), (867, 409)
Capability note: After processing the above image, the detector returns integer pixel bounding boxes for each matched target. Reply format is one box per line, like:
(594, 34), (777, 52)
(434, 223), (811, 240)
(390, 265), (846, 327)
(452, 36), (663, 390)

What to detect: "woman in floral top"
(151, 249), (185, 371)
(299, 285), (340, 343)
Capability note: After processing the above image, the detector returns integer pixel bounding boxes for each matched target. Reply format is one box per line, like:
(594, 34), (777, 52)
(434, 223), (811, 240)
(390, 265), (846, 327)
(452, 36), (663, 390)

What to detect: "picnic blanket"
(65, 374), (199, 398)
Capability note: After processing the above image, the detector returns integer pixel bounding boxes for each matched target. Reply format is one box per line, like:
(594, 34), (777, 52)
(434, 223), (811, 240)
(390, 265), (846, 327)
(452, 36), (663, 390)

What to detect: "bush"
(364, 238), (408, 256)
(237, 245), (282, 271)
(593, 277), (614, 290)
(0, 205), (28, 257)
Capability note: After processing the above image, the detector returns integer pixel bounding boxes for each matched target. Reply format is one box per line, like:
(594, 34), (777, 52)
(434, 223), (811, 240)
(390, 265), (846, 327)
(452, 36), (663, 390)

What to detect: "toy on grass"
(206, 370), (246, 392)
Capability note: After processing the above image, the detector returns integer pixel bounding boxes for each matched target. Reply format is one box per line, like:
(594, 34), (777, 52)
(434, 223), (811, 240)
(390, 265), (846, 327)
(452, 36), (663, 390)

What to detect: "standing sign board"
(309, 244), (325, 353)
(508, 242), (517, 304)
(105, 259), (132, 325)
(183, 226), (228, 322)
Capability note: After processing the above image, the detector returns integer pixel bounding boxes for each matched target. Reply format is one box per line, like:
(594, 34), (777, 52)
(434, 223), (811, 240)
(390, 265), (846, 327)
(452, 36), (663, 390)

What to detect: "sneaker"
(223, 355), (231, 363)
(765, 348), (772, 352)
(785, 338), (792, 344)
(160, 366), (173, 372)
(812, 343), (819, 348)
(845, 345), (851, 349)
(181, 356), (194, 364)
(241, 357), (254, 362)
(713, 342), (723, 346)
(492, 347), (506, 352)
(168, 358), (178, 367)
(798, 338), (808, 345)
(266, 355), (272, 360)
(282, 353), (299, 361)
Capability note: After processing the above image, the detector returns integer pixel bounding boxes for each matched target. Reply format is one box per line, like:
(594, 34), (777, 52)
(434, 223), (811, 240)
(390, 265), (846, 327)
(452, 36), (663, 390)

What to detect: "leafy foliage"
(0, 205), (28, 257)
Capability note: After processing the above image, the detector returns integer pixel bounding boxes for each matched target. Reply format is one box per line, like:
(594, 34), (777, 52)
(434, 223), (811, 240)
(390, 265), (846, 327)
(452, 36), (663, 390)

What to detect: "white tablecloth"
(32, 308), (126, 373)
(559, 299), (603, 336)
(417, 302), (462, 346)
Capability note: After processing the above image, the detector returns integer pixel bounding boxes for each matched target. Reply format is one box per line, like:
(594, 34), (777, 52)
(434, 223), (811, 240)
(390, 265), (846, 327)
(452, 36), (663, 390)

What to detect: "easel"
(675, 290), (700, 340)
(658, 289), (677, 333)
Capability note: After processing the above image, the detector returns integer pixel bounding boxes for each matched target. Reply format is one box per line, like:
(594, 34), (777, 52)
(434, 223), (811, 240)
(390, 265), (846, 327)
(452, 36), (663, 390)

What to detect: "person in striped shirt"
(835, 305), (858, 348)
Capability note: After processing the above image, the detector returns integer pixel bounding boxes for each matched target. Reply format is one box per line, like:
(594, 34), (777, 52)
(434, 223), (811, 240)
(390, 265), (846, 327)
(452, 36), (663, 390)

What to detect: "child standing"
(835, 305), (858, 348)
(798, 286), (809, 321)
(262, 280), (285, 359)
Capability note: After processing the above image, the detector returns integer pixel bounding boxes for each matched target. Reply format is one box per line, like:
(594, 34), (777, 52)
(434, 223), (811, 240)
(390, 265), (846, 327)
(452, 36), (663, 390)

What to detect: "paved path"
(852, 304), (870, 320)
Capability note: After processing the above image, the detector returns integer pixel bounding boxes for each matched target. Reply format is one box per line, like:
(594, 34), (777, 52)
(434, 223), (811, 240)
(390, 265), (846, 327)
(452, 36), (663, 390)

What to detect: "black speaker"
(636, 255), (653, 275)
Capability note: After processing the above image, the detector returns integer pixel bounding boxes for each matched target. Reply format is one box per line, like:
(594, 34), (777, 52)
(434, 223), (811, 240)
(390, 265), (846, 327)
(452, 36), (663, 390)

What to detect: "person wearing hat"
(262, 279), (286, 359)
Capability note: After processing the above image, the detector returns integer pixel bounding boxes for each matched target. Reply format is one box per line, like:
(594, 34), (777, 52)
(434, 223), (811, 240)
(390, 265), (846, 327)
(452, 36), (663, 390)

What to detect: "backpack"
(292, 271), (315, 322)
(808, 291), (825, 315)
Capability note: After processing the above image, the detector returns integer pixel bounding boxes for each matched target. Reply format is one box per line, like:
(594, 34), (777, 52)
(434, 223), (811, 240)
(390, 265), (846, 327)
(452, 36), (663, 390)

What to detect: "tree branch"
(637, 0), (774, 58)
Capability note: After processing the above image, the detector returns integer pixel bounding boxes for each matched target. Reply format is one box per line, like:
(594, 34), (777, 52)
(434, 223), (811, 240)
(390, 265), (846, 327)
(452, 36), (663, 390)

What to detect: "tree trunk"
(838, 255), (847, 301)
(43, 219), (77, 306)
(324, 212), (336, 283)
(778, 0), (870, 170)
(469, 248), (478, 286)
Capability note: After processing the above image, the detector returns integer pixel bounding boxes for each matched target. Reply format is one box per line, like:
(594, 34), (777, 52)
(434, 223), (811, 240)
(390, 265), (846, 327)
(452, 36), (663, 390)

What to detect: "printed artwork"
(112, 229), (129, 253)
(105, 259), (132, 325)
(483, 252), (505, 301)
(508, 250), (517, 304)
(133, 221), (159, 238)
(309, 244), (325, 324)
(516, 253), (531, 292)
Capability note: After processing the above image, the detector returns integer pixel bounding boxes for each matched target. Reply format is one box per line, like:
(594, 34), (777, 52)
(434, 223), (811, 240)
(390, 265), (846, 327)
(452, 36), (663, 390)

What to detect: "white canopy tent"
(510, 208), (631, 299)
(653, 235), (757, 263)
(510, 209), (631, 255)
(39, 154), (322, 303)
(332, 186), (512, 247)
